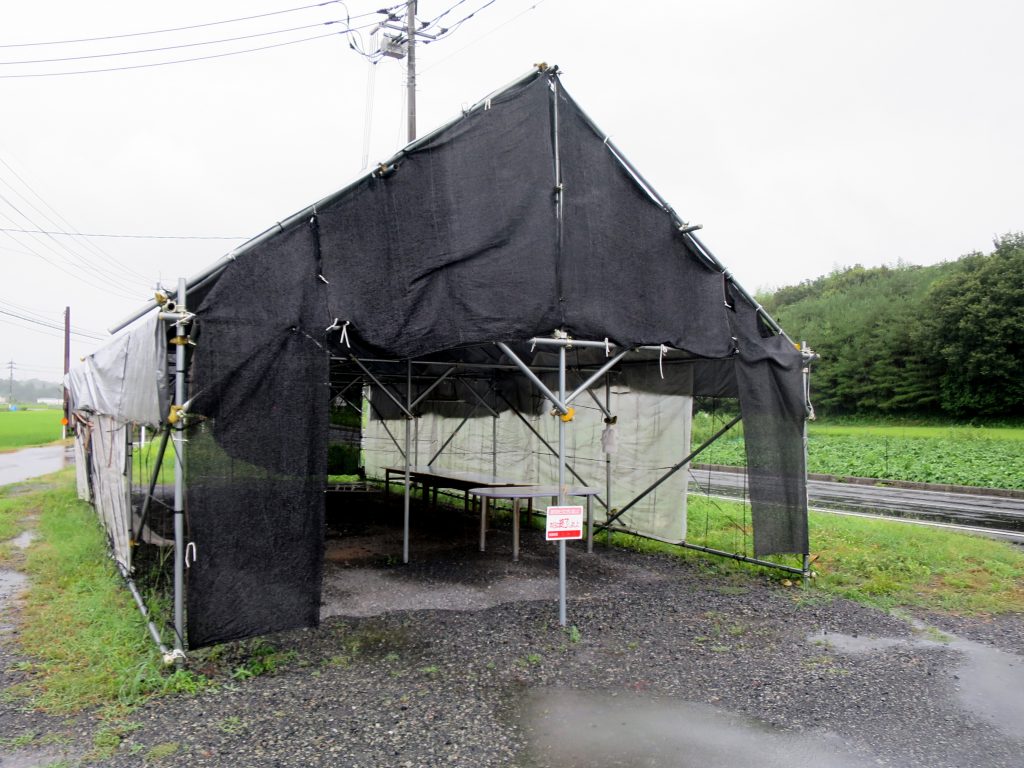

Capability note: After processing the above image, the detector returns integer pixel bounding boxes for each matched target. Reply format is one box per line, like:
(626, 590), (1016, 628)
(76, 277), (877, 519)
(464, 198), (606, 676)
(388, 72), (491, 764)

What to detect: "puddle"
(811, 628), (1024, 738)
(0, 568), (28, 633)
(8, 530), (36, 550)
(517, 689), (874, 768)
(0, 445), (69, 487)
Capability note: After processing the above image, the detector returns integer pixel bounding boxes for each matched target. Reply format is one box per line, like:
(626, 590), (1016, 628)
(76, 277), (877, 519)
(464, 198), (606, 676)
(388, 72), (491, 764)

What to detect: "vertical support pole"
(491, 409), (497, 479)
(605, 374), (612, 546)
(557, 343), (567, 627)
(172, 277), (187, 658)
(62, 306), (70, 440)
(801, 340), (812, 586)
(403, 359), (412, 564)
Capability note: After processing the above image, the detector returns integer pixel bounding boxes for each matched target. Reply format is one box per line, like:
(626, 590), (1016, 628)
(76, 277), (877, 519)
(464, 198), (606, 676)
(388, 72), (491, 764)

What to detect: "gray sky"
(1, 0), (1020, 381)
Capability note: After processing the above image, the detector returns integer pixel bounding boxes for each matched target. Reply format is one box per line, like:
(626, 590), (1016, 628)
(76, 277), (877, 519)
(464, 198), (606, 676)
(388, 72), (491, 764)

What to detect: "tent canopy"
(71, 66), (809, 648)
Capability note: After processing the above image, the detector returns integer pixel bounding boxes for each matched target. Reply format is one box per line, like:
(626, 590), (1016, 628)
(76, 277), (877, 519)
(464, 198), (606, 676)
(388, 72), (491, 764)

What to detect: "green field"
(0, 408), (63, 450)
(692, 413), (1024, 490)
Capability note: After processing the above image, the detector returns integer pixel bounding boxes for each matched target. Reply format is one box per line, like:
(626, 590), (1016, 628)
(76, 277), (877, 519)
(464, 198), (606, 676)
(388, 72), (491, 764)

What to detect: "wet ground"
(0, 444), (69, 487)
(2, 486), (1023, 767)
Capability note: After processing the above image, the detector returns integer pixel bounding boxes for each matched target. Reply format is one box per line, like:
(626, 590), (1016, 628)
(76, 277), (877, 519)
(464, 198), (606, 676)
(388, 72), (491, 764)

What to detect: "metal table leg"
(479, 497), (488, 552)
(513, 498), (520, 562)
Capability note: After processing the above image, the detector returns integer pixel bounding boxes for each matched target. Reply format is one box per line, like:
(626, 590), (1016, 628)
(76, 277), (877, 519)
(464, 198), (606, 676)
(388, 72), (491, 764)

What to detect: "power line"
(420, 0), (500, 45)
(1, 316), (72, 343)
(0, 227), (245, 241)
(0, 192), (148, 296)
(419, 0), (546, 73)
(0, 158), (154, 285)
(0, 1), (386, 48)
(0, 298), (105, 337)
(0, 28), (364, 78)
(0, 307), (106, 340)
(0, 20), (347, 66)
(0, 310), (105, 341)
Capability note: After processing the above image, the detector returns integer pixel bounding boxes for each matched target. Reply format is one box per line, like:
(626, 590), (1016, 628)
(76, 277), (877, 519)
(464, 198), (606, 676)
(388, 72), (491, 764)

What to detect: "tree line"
(3, 378), (62, 404)
(759, 233), (1024, 418)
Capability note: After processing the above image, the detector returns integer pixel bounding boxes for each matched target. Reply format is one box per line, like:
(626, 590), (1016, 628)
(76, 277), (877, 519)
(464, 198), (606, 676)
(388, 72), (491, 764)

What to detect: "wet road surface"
(0, 444), (70, 487)
(690, 468), (1024, 537)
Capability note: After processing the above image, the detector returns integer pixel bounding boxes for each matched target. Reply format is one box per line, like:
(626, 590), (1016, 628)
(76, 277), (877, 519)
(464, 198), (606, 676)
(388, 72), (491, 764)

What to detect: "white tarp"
(87, 413), (132, 570)
(72, 425), (90, 502)
(364, 384), (692, 542)
(66, 310), (166, 428)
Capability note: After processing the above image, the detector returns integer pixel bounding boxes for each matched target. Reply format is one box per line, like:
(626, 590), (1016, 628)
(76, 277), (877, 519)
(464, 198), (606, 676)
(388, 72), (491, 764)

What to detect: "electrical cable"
(0, 298), (106, 338)
(0, 196), (147, 295)
(423, 0), (475, 27)
(0, 227), (245, 240)
(0, 305), (106, 339)
(0, 29), (362, 79)
(0, 309), (105, 340)
(0, 20), (348, 66)
(0, 220), (144, 300)
(419, 0), (545, 73)
(0, 1), (388, 48)
(420, 0), (499, 45)
(0, 162), (154, 285)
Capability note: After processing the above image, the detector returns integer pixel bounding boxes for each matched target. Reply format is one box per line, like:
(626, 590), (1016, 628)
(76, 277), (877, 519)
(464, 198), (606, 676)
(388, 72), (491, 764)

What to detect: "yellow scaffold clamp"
(560, 407), (575, 423)
(167, 404), (185, 426)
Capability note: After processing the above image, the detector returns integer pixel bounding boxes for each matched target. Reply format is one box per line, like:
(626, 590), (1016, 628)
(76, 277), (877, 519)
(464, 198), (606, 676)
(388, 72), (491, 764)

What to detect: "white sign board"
(546, 505), (584, 541)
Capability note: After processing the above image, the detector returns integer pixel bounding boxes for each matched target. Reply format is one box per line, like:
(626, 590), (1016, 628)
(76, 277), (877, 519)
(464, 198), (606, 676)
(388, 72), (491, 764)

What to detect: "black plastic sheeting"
(184, 68), (808, 647)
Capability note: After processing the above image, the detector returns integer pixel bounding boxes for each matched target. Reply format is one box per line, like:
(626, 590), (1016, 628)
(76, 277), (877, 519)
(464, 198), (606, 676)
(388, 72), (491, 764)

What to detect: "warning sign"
(546, 505), (584, 541)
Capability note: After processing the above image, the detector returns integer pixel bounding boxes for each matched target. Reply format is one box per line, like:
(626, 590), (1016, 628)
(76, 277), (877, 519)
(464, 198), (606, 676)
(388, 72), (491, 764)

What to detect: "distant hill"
(2, 378), (63, 405)
(759, 233), (1024, 418)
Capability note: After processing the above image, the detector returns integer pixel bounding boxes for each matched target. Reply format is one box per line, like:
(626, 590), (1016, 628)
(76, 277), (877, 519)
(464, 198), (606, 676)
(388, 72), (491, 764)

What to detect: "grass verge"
(5, 469), (208, 715)
(611, 495), (1024, 615)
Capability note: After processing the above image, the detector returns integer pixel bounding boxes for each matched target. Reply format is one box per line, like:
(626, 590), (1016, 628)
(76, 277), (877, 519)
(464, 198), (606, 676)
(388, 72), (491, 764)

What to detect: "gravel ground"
(2, 500), (1023, 768)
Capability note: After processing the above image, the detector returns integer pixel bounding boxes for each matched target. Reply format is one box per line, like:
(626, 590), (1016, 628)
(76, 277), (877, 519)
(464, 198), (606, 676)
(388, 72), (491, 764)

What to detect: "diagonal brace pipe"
(495, 342), (568, 415)
(597, 414), (742, 532)
(410, 366), (457, 411)
(565, 348), (631, 406)
(349, 355), (415, 419)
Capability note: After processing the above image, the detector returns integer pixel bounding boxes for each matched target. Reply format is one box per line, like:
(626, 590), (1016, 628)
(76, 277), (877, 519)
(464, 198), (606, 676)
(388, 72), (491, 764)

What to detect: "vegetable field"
(692, 415), (1024, 490)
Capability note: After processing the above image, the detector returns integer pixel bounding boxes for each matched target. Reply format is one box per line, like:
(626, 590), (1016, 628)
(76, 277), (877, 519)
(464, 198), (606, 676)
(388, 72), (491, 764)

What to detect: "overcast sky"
(1, 0), (1020, 382)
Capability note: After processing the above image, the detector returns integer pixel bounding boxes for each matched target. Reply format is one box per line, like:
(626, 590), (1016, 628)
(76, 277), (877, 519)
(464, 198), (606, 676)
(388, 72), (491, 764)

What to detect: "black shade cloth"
(183, 68), (808, 646)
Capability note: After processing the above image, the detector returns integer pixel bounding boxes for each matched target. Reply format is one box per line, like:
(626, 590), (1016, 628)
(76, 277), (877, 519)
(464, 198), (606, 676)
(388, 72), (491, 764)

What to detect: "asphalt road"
(689, 468), (1024, 539)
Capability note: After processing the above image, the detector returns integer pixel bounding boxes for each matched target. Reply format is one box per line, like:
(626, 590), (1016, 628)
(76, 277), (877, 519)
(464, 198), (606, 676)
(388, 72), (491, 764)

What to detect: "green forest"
(759, 233), (1024, 418)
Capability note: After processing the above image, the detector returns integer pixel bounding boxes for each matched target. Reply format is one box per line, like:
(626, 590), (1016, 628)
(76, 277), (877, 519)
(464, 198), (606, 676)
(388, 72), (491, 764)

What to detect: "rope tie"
(659, 344), (669, 379)
(185, 541), (197, 568)
(604, 337), (611, 357)
(325, 319), (351, 348)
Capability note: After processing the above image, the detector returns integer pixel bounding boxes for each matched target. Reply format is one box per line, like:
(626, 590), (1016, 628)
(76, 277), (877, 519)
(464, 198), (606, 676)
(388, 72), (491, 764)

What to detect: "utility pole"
(373, 2), (441, 143)
(63, 307), (71, 438)
(6, 360), (13, 407)
(406, 0), (417, 142)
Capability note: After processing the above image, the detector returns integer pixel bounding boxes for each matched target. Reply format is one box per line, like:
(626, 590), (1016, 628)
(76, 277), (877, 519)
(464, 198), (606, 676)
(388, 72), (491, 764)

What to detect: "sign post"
(546, 505), (584, 541)
(548, 503), (583, 626)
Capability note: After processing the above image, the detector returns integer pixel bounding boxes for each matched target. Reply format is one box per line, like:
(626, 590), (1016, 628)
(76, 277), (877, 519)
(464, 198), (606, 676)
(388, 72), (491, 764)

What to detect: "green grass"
(0, 409), (63, 450)
(631, 494), (1024, 615)
(692, 413), (1024, 490)
(6, 469), (209, 714)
